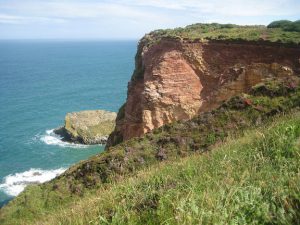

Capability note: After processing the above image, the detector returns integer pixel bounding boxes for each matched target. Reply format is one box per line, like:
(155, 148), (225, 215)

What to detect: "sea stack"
(54, 110), (116, 145)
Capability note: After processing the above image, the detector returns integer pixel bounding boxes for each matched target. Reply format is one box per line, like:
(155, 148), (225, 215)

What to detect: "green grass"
(0, 76), (300, 225)
(3, 111), (300, 225)
(142, 23), (300, 48)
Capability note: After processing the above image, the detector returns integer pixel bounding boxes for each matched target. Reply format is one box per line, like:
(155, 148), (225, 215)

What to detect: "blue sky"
(0, 0), (299, 39)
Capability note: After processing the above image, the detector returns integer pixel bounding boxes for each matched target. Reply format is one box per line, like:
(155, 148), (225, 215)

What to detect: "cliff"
(107, 29), (300, 148)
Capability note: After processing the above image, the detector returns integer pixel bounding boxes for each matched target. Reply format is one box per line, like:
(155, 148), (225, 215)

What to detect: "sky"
(0, 0), (299, 40)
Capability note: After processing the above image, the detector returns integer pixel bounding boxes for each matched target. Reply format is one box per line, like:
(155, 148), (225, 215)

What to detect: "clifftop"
(141, 22), (300, 48)
(130, 22), (300, 83)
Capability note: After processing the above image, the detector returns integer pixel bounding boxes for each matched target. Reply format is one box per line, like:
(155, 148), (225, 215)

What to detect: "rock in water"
(54, 110), (117, 145)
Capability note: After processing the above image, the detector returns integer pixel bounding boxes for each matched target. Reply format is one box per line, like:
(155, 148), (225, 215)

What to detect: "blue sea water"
(0, 40), (137, 206)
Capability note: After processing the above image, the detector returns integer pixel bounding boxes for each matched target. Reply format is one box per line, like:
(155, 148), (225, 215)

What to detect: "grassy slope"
(4, 110), (300, 225)
(0, 77), (300, 224)
(38, 112), (300, 224)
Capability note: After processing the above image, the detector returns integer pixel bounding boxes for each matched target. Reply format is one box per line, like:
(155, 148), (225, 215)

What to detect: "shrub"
(220, 24), (237, 28)
(267, 20), (293, 28)
(267, 20), (300, 32)
(283, 20), (300, 32)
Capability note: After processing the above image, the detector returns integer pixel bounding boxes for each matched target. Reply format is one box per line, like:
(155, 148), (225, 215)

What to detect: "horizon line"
(0, 38), (140, 42)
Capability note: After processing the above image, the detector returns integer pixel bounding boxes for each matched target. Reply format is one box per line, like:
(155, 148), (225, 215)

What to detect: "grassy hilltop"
(143, 20), (300, 45)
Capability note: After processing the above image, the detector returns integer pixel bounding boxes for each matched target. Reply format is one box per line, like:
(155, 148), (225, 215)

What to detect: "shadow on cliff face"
(186, 40), (300, 112)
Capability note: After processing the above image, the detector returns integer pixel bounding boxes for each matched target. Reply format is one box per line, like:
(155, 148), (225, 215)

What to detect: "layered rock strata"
(55, 110), (116, 145)
(107, 38), (300, 148)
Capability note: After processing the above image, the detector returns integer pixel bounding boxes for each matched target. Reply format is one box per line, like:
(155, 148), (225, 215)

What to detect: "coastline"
(0, 40), (135, 207)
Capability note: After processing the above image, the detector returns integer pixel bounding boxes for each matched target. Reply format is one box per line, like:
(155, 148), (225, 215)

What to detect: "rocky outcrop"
(55, 110), (116, 145)
(107, 38), (300, 148)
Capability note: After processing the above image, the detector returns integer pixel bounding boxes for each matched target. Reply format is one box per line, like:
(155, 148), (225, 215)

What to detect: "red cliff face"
(107, 38), (300, 148)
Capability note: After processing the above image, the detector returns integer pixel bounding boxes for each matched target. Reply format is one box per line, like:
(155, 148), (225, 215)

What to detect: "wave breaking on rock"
(39, 129), (89, 148)
(0, 168), (66, 196)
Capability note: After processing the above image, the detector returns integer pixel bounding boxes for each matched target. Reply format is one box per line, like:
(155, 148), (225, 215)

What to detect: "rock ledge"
(54, 110), (116, 145)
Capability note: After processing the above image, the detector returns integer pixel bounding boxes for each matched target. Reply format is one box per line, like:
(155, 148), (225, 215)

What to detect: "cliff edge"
(107, 23), (300, 148)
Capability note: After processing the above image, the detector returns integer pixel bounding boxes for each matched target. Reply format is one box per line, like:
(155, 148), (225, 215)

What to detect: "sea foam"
(39, 129), (88, 148)
(0, 168), (66, 196)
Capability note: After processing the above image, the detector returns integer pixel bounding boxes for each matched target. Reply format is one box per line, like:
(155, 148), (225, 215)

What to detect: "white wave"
(0, 168), (66, 196)
(39, 129), (89, 148)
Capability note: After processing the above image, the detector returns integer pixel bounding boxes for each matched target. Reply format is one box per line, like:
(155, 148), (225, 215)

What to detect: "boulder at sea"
(54, 110), (117, 145)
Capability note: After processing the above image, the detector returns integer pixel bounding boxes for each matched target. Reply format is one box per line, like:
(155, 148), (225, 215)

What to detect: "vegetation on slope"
(142, 21), (300, 46)
(14, 111), (300, 224)
(0, 75), (299, 224)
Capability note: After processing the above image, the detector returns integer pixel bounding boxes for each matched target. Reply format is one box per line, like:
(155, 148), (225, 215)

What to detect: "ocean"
(0, 40), (137, 206)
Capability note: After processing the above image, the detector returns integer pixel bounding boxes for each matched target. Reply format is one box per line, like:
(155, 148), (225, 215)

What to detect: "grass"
(142, 23), (300, 48)
(0, 76), (300, 224)
(3, 111), (300, 225)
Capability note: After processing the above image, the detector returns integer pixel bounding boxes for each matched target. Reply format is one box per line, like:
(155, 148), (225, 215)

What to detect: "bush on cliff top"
(267, 20), (300, 32)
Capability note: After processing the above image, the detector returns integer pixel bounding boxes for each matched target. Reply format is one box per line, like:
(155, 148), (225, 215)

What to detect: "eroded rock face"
(55, 110), (116, 145)
(107, 39), (300, 148)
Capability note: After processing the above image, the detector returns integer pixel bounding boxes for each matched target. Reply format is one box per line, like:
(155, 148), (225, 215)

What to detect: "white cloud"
(0, 13), (67, 24)
(1, 0), (299, 24)
(0, 1), (172, 22)
(122, 0), (300, 16)
(0, 13), (24, 24)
